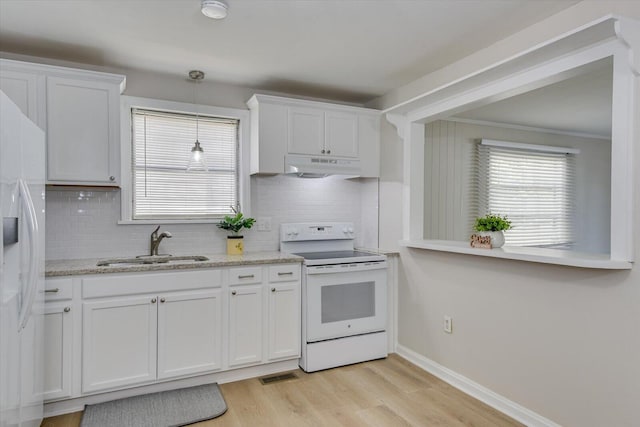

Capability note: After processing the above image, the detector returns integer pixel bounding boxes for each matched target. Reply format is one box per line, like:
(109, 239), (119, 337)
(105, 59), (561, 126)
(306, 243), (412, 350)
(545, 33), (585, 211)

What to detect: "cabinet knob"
(109, 176), (116, 181)
(64, 307), (71, 313)
(231, 290), (237, 296)
(160, 298), (166, 303)
(271, 288), (276, 292)
(321, 149), (325, 154)
(327, 149), (331, 154)
(151, 298), (157, 303)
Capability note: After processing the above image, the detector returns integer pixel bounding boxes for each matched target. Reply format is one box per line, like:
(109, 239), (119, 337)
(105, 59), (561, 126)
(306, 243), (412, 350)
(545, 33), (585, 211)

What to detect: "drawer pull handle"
(231, 290), (237, 296)
(45, 288), (60, 293)
(151, 298), (157, 304)
(238, 274), (254, 279)
(64, 307), (71, 313)
(271, 288), (276, 292)
(277, 272), (293, 276)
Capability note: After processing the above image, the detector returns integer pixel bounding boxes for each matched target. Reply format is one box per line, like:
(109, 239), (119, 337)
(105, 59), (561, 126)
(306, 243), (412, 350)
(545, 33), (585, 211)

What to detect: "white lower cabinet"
(157, 290), (222, 380)
(47, 262), (300, 401)
(82, 295), (157, 393)
(43, 302), (74, 401)
(43, 277), (76, 403)
(228, 285), (263, 367)
(82, 289), (224, 393)
(267, 282), (300, 361)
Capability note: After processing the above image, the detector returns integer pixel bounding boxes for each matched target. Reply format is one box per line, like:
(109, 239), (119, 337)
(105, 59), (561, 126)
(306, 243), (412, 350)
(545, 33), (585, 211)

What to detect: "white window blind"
(478, 140), (576, 248)
(132, 108), (238, 219)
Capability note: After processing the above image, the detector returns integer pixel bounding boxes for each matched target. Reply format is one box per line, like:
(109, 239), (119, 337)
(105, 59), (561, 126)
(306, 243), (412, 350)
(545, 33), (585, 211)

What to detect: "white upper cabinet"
(324, 110), (358, 157)
(247, 94), (380, 176)
(288, 106), (325, 155)
(0, 68), (42, 126)
(0, 58), (125, 186)
(46, 76), (121, 185)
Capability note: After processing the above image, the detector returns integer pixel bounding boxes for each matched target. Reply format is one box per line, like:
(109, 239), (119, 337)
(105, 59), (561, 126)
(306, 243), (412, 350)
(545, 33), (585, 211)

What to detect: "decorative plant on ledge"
(217, 205), (255, 255)
(473, 214), (512, 232)
(472, 214), (512, 249)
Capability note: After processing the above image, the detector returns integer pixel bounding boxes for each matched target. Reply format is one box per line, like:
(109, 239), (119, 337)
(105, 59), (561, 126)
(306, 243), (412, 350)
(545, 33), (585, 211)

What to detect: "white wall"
(424, 120), (611, 253)
(377, 1), (640, 426)
(46, 176), (378, 260)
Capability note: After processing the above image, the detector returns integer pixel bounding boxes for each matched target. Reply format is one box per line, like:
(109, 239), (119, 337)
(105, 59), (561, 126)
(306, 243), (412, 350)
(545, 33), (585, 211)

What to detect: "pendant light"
(187, 70), (208, 172)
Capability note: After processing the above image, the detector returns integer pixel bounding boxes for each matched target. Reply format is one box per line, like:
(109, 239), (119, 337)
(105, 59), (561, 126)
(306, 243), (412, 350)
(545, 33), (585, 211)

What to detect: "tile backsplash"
(46, 175), (379, 260)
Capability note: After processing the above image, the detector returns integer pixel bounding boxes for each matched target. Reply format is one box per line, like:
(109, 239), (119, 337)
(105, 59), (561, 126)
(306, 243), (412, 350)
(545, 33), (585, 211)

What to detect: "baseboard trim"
(44, 359), (299, 418)
(395, 345), (561, 427)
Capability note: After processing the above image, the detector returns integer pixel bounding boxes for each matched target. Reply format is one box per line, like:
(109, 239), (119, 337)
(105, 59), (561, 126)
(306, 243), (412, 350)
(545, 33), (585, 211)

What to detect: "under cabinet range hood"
(284, 154), (361, 178)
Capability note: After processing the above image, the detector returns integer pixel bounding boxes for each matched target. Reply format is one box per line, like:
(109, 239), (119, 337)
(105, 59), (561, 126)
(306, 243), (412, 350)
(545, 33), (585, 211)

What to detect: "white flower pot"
(477, 231), (505, 248)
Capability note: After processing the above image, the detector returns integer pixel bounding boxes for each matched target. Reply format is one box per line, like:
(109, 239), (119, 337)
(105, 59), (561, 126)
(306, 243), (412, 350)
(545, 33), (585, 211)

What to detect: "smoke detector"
(201, 0), (228, 19)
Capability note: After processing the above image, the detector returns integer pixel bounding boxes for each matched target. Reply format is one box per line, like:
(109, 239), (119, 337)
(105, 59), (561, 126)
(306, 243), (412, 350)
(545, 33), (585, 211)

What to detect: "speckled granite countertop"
(45, 251), (303, 277)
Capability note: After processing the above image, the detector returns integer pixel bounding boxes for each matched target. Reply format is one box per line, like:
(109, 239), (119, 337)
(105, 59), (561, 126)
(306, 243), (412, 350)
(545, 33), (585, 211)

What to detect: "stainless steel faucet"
(150, 225), (172, 256)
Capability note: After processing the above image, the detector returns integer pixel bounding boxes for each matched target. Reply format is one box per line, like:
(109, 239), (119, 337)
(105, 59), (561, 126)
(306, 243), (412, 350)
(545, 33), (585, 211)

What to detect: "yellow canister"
(227, 236), (244, 255)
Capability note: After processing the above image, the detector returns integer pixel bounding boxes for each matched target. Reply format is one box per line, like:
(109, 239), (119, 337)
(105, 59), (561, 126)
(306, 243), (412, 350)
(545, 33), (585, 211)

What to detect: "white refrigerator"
(0, 90), (45, 427)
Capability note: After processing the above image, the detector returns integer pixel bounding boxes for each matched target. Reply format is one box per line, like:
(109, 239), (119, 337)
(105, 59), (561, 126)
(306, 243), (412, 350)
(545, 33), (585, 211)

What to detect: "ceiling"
(0, 0), (579, 104)
(454, 57), (613, 138)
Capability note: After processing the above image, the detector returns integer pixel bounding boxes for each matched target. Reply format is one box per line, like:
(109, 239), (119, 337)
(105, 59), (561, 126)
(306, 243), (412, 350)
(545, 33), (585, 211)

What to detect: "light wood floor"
(41, 354), (523, 427)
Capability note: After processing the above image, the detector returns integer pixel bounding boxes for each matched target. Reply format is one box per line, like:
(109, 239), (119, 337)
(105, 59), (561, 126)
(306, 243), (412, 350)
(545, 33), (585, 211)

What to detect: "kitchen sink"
(97, 255), (209, 267)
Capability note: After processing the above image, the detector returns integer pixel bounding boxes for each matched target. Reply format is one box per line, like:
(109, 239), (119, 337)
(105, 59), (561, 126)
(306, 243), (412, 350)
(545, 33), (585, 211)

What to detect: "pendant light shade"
(187, 140), (207, 172)
(187, 70), (208, 172)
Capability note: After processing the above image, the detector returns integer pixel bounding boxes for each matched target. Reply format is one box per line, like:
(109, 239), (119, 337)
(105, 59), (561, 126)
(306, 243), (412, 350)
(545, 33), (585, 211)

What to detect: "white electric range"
(280, 222), (387, 372)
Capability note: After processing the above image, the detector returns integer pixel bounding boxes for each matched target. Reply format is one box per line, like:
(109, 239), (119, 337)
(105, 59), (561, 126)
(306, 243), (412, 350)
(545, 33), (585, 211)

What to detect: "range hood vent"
(285, 155), (361, 178)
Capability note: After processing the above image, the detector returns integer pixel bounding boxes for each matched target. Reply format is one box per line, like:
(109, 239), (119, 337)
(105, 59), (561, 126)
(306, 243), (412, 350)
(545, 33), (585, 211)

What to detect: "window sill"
(118, 219), (222, 225)
(399, 240), (633, 270)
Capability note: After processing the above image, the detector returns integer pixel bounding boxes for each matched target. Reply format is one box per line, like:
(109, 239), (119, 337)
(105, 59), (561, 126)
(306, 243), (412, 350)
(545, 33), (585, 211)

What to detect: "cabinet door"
(325, 111), (358, 157)
(46, 76), (119, 185)
(358, 114), (380, 177)
(43, 302), (73, 401)
(157, 289), (223, 380)
(288, 106), (325, 156)
(0, 69), (40, 125)
(267, 283), (300, 361)
(228, 285), (263, 367)
(82, 296), (157, 393)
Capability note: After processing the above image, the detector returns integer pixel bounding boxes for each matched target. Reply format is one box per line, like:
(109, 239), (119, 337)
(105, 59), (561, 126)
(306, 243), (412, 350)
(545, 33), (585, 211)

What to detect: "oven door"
(305, 261), (387, 343)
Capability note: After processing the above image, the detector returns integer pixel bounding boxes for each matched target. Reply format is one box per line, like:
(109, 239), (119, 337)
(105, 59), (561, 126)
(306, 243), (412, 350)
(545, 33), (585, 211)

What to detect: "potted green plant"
(217, 209), (255, 255)
(473, 214), (512, 248)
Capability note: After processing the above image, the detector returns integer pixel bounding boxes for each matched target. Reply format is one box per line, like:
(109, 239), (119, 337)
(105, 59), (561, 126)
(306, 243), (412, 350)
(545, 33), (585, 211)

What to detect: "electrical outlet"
(256, 217), (272, 232)
(443, 315), (453, 334)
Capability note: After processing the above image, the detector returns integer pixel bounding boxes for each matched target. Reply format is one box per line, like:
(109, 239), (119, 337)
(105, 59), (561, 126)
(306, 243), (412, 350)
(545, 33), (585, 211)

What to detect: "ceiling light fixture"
(187, 70), (208, 173)
(201, 0), (228, 19)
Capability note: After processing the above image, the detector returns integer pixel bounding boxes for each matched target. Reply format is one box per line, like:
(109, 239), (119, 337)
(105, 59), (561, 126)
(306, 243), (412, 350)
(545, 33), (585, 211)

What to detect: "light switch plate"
(257, 217), (272, 232)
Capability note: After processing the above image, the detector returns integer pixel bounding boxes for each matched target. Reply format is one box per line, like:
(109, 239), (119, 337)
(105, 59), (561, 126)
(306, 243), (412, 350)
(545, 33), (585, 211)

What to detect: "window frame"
(477, 139), (578, 249)
(119, 96), (251, 224)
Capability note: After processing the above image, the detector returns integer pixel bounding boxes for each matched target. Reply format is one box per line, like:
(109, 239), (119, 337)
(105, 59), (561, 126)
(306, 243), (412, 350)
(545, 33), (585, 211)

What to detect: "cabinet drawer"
(45, 278), (73, 301)
(268, 264), (301, 283)
(228, 267), (262, 285)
